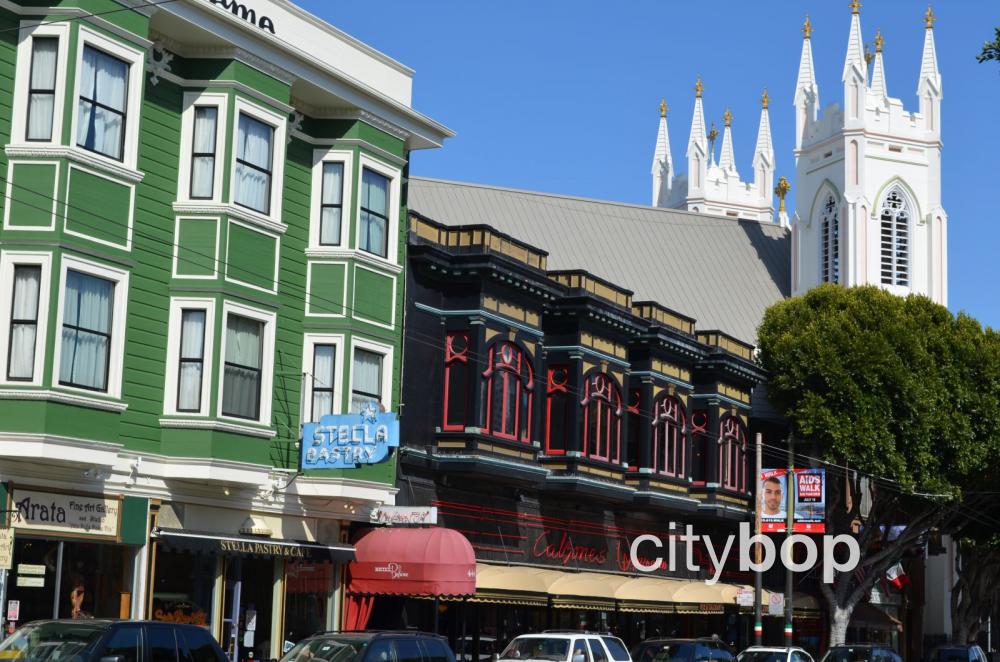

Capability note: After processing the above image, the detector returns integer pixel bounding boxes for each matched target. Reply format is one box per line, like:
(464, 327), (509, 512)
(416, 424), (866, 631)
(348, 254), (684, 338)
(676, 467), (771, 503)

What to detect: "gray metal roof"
(408, 177), (790, 346)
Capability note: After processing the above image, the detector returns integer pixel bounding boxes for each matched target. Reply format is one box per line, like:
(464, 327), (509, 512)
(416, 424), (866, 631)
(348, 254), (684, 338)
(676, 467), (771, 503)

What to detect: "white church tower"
(791, 3), (947, 305)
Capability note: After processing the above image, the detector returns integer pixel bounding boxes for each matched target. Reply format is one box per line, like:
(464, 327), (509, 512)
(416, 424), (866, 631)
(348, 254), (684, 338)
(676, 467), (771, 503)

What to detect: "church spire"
(753, 89), (775, 214)
(795, 15), (819, 150)
(686, 78), (708, 198)
(843, 1), (867, 84)
(920, 5), (941, 87)
(718, 108), (737, 174)
(651, 98), (673, 207)
(687, 78), (707, 155)
(870, 29), (888, 100)
(918, 4), (941, 133)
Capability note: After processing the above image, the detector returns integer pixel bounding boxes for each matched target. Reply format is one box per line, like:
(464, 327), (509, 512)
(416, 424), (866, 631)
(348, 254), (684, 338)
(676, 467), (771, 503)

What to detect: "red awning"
(348, 527), (476, 597)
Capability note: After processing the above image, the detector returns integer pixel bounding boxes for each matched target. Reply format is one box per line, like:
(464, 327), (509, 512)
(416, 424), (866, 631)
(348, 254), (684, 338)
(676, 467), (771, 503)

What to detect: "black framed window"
(319, 162), (344, 245)
(26, 37), (58, 141)
(189, 106), (218, 199)
(222, 313), (263, 420)
(76, 45), (128, 161)
(350, 348), (382, 413)
(359, 168), (389, 257)
(177, 309), (206, 412)
(7, 265), (42, 380)
(234, 113), (274, 214)
(59, 270), (114, 392)
(311, 343), (337, 420)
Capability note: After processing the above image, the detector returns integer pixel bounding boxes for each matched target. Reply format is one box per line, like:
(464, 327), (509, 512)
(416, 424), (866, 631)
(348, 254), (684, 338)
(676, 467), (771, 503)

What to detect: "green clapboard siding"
(353, 266), (395, 327)
(119, 495), (148, 545)
(308, 262), (346, 315)
(175, 217), (218, 277)
(65, 167), (132, 247)
(226, 221), (276, 290)
(8, 162), (57, 227)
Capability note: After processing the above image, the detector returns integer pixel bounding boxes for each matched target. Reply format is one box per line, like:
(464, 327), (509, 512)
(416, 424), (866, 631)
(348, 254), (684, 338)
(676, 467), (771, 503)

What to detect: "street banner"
(759, 468), (826, 533)
(0, 528), (13, 570)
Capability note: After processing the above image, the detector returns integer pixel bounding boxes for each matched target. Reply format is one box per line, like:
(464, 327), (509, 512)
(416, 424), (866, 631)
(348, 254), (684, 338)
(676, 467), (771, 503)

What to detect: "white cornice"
(291, 99), (412, 142)
(290, 134), (407, 168)
(0, 433), (123, 467)
(147, 30), (296, 85)
(172, 202), (287, 236)
(5, 145), (145, 184)
(304, 248), (403, 274)
(0, 388), (129, 412)
(159, 417), (277, 439)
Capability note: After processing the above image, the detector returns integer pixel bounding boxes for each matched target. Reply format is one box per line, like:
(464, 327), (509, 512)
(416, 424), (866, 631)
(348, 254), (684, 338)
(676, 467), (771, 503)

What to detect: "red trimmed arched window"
(652, 395), (686, 477)
(718, 415), (748, 492)
(545, 365), (571, 454)
(481, 341), (533, 442)
(581, 372), (622, 463)
(690, 410), (709, 484)
(442, 332), (470, 431)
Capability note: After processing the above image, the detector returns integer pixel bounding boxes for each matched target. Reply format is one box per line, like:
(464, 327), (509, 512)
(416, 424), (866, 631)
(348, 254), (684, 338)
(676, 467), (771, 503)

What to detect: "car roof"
(311, 631), (446, 640)
(742, 647), (802, 652)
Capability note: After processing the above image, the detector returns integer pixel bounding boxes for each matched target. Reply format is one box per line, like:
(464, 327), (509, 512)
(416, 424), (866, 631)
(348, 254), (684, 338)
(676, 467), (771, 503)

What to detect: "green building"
(0, 0), (450, 653)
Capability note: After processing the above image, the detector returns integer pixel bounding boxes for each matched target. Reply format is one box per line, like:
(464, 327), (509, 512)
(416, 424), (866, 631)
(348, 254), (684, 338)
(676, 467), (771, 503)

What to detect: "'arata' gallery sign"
(301, 401), (399, 470)
(11, 488), (120, 538)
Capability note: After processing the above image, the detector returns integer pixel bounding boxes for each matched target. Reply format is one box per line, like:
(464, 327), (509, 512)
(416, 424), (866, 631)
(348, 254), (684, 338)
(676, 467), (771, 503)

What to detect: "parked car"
(455, 636), (496, 662)
(499, 631), (631, 662)
(737, 646), (815, 662)
(280, 631), (455, 662)
(820, 645), (901, 662)
(928, 645), (989, 662)
(632, 637), (734, 662)
(0, 619), (228, 662)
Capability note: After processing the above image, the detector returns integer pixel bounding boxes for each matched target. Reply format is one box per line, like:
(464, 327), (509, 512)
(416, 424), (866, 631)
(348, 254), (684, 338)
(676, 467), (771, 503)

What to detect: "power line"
(0, 0), (183, 35)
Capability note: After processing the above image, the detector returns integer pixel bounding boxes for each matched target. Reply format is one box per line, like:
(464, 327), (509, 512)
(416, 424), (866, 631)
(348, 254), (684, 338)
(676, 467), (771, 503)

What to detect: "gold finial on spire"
(775, 176), (791, 213)
(875, 29), (884, 53)
(695, 77), (704, 98)
(864, 43), (874, 66)
(723, 108), (732, 128)
(802, 15), (813, 39)
(850, 0), (861, 15)
(708, 122), (719, 151)
(761, 88), (769, 109)
(924, 4), (935, 29)
(659, 98), (667, 117)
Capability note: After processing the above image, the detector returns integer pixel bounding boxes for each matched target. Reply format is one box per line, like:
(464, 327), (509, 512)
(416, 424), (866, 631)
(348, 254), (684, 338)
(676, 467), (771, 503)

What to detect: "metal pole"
(52, 541), (64, 619)
(754, 432), (763, 645)
(0, 568), (8, 632)
(785, 441), (794, 645)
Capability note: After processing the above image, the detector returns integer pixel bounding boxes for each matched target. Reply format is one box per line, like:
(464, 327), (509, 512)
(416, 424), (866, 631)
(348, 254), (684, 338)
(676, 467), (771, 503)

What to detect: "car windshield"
(932, 650), (968, 662)
(823, 649), (879, 662)
(0, 622), (106, 662)
(739, 652), (787, 662)
(279, 637), (368, 662)
(500, 639), (570, 661)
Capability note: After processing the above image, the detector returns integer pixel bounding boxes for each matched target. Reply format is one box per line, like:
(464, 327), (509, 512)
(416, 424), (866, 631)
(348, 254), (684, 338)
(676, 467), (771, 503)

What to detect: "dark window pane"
(103, 627), (142, 662)
(148, 625), (179, 662)
(394, 639), (423, 662)
(184, 628), (221, 662)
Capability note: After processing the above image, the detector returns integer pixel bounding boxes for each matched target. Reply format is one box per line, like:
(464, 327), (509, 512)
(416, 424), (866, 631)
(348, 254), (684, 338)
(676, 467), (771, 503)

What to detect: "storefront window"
(151, 546), (217, 627)
(283, 560), (333, 646)
(222, 556), (275, 662)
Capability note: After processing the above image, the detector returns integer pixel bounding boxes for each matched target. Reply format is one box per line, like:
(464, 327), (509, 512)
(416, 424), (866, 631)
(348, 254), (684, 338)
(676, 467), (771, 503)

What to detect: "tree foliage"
(978, 28), (1000, 65)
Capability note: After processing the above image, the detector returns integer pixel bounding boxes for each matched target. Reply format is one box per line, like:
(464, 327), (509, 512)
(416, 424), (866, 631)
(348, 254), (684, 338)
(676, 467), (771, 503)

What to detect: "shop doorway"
(222, 556), (274, 662)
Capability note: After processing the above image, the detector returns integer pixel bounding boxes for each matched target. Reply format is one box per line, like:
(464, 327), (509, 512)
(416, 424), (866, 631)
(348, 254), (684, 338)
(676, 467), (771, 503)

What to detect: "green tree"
(757, 285), (1000, 646)
(978, 28), (1000, 64)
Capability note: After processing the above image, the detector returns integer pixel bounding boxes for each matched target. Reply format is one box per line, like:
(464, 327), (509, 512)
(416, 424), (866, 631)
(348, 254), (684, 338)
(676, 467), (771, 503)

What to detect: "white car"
(500, 632), (632, 662)
(738, 647), (815, 662)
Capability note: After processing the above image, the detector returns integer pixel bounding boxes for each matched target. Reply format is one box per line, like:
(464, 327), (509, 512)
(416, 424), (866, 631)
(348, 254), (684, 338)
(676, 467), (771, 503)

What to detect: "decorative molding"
(288, 111), (304, 144)
(148, 41), (174, 86)
(4, 145), (145, 184)
(0, 389), (129, 413)
(172, 202), (287, 236)
(304, 248), (403, 274)
(291, 99), (411, 142)
(159, 418), (277, 439)
(147, 31), (297, 85)
(291, 134), (407, 168)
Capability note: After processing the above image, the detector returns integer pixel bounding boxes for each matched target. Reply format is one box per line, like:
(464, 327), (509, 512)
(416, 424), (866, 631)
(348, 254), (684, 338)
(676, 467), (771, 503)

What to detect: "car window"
(102, 627), (143, 662)
(501, 639), (572, 661)
(694, 646), (712, 662)
(148, 626), (179, 662)
(421, 640), (452, 662)
(792, 652), (812, 662)
(363, 640), (395, 662)
(710, 647), (732, 662)
(588, 641), (608, 662)
(393, 640), (423, 662)
(182, 628), (223, 662)
(601, 639), (630, 662)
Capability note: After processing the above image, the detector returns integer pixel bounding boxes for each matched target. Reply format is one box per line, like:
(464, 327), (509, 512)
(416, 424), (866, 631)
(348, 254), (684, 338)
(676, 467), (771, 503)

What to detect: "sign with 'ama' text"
(301, 401), (399, 470)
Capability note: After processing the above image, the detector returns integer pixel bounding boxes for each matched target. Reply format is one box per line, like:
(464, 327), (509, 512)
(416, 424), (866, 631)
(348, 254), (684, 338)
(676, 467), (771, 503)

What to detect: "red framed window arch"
(652, 394), (686, 477)
(581, 371), (622, 463)
(481, 340), (533, 443)
(718, 414), (748, 492)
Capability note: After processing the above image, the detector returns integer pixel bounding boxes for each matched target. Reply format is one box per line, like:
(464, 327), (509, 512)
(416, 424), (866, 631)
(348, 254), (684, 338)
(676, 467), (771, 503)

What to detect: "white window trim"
(69, 26), (146, 171)
(301, 333), (346, 424)
(308, 148), (354, 251)
(3, 159), (60, 231)
(228, 96), (286, 224)
(217, 300), (276, 427)
(171, 216), (221, 280)
(354, 153), (401, 265)
(348, 336), (394, 413)
(10, 21), (70, 147)
(177, 91), (229, 205)
(163, 297), (216, 416)
(304, 260), (348, 318)
(0, 251), (53, 387)
(51, 254), (130, 400)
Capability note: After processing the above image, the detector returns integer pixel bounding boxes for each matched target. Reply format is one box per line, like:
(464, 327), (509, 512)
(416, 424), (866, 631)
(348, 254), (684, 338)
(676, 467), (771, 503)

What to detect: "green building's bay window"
(76, 45), (128, 161)
(189, 107), (218, 199)
(234, 113), (274, 214)
(27, 37), (58, 141)
(319, 162), (344, 245)
(311, 344), (337, 419)
(60, 270), (114, 392)
(7, 266), (42, 380)
(177, 310), (206, 412)
(359, 168), (389, 257)
(222, 314), (263, 420)
(350, 348), (383, 413)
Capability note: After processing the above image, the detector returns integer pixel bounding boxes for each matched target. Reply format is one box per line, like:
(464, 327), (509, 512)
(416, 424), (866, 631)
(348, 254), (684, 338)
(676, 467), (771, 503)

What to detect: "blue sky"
(299, 0), (1000, 331)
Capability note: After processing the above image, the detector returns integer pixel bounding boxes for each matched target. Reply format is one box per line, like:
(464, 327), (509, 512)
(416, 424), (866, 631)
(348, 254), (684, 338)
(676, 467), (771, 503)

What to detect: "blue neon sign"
(301, 401), (399, 470)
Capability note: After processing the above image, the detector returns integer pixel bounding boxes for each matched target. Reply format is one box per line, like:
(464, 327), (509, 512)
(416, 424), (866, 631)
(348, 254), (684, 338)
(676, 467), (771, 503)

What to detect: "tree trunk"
(829, 606), (852, 647)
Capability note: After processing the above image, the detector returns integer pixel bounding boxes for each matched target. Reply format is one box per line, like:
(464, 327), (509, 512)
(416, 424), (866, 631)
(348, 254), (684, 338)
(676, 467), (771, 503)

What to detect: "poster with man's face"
(758, 468), (826, 533)
(760, 469), (788, 532)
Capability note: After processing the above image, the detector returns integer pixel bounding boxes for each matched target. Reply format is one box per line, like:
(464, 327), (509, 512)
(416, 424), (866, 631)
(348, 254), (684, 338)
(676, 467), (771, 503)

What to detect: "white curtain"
(190, 107), (217, 199)
(76, 46), (127, 159)
(60, 271), (113, 391)
(360, 169), (388, 256)
(8, 266), (41, 380)
(27, 37), (57, 141)
(177, 310), (206, 411)
(311, 344), (336, 419)
(222, 314), (262, 419)
(350, 349), (382, 413)
(234, 114), (273, 213)
(319, 162), (343, 244)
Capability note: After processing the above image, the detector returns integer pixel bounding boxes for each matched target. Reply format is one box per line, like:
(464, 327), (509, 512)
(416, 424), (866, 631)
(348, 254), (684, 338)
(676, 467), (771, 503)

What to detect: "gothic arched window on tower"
(581, 372), (622, 464)
(652, 395), (686, 477)
(821, 195), (840, 283)
(880, 189), (910, 287)
(481, 341), (533, 443)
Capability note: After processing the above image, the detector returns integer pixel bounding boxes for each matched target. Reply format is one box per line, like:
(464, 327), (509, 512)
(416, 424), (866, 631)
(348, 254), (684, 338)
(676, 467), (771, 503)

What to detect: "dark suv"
(631, 638), (734, 662)
(820, 645), (901, 662)
(279, 631), (455, 662)
(0, 619), (228, 662)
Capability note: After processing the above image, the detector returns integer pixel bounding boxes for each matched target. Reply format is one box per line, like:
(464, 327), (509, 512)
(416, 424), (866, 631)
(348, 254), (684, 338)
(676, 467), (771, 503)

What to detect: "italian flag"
(886, 562), (909, 589)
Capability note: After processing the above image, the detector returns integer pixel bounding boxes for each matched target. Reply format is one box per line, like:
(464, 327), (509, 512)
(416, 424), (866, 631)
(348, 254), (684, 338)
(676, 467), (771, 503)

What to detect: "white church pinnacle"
(920, 6), (941, 91)
(843, 1), (867, 84)
(870, 29), (888, 100)
(795, 16), (819, 102)
(651, 98), (673, 206)
(754, 89), (773, 165)
(687, 78), (707, 157)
